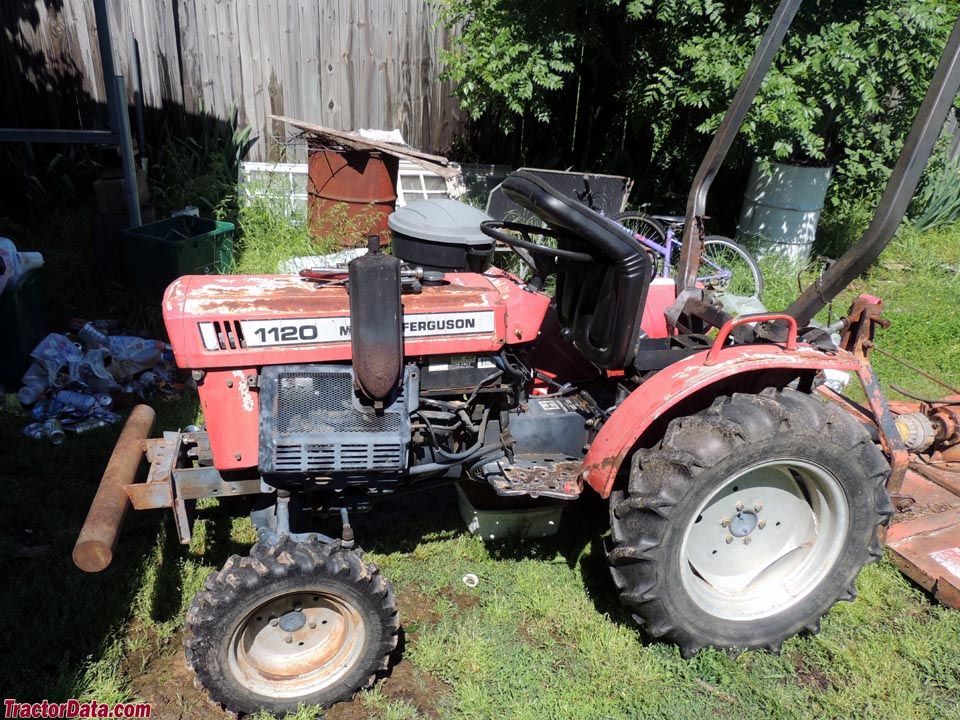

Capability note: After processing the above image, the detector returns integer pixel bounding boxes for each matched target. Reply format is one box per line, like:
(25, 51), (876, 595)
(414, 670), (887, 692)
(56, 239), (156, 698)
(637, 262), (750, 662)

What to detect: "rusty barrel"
(308, 146), (399, 247)
(73, 404), (156, 572)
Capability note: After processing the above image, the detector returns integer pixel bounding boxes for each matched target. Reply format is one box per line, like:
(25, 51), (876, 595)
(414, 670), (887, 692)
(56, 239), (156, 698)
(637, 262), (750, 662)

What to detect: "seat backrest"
(500, 170), (651, 369)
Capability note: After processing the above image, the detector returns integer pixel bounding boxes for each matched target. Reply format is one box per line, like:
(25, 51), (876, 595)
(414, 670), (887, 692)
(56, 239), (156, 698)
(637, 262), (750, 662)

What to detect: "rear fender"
(582, 343), (864, 497)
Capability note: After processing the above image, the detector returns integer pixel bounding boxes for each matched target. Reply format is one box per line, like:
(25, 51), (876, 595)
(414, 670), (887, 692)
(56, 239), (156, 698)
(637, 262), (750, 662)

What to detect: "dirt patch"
(398, 586), (479, 627)
(788, 654), (833, 692)
(398, 590), (442, 626)
(124, 625), (232, 720)
(438, 587), (479, 613)
(327, 659), (450, 720)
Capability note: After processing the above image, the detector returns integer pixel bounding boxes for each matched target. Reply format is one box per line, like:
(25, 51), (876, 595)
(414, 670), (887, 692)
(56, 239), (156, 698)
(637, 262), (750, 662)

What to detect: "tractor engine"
(163, 249), (673, 506)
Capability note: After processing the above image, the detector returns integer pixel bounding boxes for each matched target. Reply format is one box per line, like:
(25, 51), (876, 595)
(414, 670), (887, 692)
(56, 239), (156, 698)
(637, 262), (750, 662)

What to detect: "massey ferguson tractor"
(71, 0), (960, 715)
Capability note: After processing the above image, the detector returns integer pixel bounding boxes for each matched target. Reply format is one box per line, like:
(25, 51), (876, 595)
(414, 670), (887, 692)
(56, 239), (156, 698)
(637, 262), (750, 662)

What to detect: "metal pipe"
(73, 405), (156, 572)
(678, 0), (804, 293)
(0, 129), (119, 144)
(786, 16), (960, 325)
(113, 75), (142, 228)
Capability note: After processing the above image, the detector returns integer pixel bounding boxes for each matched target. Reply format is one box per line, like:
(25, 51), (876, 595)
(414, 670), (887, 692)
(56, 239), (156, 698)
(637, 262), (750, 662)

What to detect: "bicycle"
(616, 210), (764, 299)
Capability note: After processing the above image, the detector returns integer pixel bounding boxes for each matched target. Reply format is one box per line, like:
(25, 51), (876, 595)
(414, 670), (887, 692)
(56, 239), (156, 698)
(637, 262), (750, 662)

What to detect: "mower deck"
(887, 460), (960, 608)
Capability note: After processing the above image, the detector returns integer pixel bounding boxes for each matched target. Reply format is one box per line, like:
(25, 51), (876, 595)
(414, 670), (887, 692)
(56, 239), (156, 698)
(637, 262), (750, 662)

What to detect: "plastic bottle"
(18, 363), (48, 406)
(30, 397), (64, 420)
(77, 322), (110, 348)
(21, 422), (46, 440)
(0, 238), (43, 295)
(107, 336), (166, 380)
(55, 390), (98, 413)
(68, 417), (111, 434)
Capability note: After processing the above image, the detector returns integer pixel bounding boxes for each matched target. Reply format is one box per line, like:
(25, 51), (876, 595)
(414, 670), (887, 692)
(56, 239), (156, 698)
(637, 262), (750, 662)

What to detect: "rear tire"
(607, 388), (891, 656)
(184, 537), (399, 714)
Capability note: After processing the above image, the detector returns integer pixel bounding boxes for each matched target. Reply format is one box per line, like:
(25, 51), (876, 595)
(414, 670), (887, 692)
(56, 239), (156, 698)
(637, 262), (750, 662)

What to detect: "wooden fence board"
(1, 0), (464, 159)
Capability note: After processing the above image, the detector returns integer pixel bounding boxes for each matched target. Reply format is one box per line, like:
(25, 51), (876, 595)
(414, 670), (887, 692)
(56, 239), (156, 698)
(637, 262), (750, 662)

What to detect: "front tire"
(608, 389), (891, 656)
(184, 537), (400, 715)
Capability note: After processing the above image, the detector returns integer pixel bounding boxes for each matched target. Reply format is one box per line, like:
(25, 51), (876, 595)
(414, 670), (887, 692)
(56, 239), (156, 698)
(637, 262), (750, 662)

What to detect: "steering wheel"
(480, 220), (594, 263)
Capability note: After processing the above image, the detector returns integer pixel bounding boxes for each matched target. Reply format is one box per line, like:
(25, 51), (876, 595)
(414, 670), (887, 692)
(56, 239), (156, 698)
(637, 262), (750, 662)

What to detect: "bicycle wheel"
(697, 235), (764, 299)
(616, 212), (666, 278)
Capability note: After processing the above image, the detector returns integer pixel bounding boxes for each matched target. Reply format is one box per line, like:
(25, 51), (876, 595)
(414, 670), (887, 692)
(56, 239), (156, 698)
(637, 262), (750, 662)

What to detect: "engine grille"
(259, 365), (411, 474)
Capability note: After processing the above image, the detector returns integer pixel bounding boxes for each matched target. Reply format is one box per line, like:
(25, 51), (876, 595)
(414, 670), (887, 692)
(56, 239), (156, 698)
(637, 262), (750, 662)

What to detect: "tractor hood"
(162, 268), (551, 370)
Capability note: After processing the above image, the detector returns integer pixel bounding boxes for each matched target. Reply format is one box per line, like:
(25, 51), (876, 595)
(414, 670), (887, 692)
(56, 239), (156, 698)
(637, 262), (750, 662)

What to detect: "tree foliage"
(437, 0), (959, 204)
(435, 0), (580, 130)
(640, 1), (958, 204)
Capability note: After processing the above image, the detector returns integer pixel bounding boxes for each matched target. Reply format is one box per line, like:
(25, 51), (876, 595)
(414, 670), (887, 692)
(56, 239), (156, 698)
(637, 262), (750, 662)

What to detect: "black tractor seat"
(500, 170), (652, 370)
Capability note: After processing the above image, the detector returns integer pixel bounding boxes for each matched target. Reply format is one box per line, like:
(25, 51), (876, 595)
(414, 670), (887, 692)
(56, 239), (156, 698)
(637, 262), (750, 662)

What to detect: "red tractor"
(72, 1), (960, 715)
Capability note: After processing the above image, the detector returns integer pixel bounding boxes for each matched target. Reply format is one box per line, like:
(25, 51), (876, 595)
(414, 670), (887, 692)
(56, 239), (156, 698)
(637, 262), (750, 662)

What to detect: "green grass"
(2, 190), (960, 719)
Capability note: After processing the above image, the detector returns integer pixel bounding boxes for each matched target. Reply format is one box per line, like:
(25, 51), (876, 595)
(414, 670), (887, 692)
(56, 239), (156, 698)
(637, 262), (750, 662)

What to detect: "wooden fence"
(0, 0), (464, 161)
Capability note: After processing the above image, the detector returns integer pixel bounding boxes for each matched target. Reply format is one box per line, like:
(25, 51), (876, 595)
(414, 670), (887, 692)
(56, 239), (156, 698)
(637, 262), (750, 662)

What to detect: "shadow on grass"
(0, 390), (205, 700)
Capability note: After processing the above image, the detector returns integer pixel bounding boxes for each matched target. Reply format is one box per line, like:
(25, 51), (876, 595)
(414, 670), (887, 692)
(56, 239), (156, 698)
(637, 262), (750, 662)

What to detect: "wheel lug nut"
(283, 635), (293, 644)
(735, 502), (744, 511)
(725, 535), (734, 544)
(754, 502), (763, 512)
(720, 517), (730, 528)
(758, 520), (767, 529)
(743, 537), (752, 545)
(270, 619), (279, 627)
(293, 603), (302, 611)
(309, 621), (317, 629)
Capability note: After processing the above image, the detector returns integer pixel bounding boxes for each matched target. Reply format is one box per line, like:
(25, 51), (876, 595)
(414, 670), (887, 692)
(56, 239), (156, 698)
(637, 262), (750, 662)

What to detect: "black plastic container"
(388, 199), (495, 273)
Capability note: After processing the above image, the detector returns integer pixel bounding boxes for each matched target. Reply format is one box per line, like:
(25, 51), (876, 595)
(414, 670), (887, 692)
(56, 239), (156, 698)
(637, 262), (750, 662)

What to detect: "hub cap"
(680, 459), (850, 621)
(228, 591), (367, 698)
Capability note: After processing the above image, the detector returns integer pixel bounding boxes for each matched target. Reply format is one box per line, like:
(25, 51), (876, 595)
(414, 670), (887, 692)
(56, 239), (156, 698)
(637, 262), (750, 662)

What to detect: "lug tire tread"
(608, 388), (891, 656)
(184, 536), (399, 715)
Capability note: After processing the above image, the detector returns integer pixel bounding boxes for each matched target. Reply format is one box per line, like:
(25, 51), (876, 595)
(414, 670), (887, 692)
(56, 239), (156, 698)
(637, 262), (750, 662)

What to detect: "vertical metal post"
(677, 0), (804, 293)
(113, 76), (142, 228)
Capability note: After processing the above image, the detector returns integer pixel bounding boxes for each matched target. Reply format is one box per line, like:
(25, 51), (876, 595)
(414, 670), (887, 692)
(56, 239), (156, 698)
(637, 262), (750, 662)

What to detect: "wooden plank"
(236, 0), (264, 136)
(107, 0), (133, 103)
(258, 0), (288, 160)
(378, 0), (398, 132)
(56, 1), (96, 129)
(343, 0), (358, 130)
(270, 116), (450, 162)
(176, 0), (203, 116)
(269, 115), (459, 178)
(354, 0), (374, 131)
(17, 1), (58, 125)
(214, 0), (241, 121)
(396, 1), (415, 145)
(299, 0), (323, 126)
(150, 0), (185, 136)
(283, 0), (302, 126)
(0, 4), (23, 127)
(194, 0), (220, 116)
(319, 0), (345, 131)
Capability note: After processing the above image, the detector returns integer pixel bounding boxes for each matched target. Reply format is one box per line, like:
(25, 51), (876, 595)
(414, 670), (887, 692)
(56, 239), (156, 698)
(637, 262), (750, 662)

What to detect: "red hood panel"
(163, 269), (550, 369)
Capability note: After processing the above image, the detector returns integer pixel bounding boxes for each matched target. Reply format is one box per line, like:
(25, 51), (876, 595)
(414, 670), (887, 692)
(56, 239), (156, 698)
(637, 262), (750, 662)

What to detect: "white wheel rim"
(228, 590), (367, 698)
(679, 459), (850, 621)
